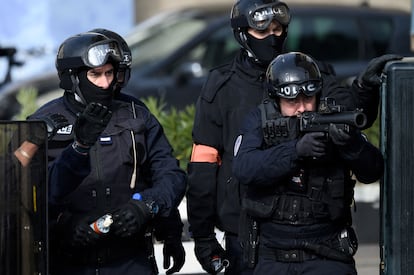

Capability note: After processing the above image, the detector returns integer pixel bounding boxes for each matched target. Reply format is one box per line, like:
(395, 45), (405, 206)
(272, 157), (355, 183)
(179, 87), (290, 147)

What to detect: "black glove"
(194, 236), (226, 274)
(163, 236), (185, 274)
(56, 213), (100, 247)
(111, 199), (151, 238)
(329, 123), (364, 160)
(41, 113), (70, 138)
(329, 123), (355, 146)
(296, 132), (327, 159)
(74, 102), (112, 146)
(27, 113), (69, 146)
(358, 54), (403, 88)
(71, 217), (101, 246)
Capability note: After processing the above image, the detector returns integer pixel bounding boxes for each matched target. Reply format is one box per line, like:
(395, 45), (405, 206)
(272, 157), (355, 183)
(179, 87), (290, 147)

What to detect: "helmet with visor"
(231, 0), (291, 31)
(266, 52), (322, 99)
(230, 0), (291, 65)
(88, 28), (132, 90)
(56, 32), (122, 90)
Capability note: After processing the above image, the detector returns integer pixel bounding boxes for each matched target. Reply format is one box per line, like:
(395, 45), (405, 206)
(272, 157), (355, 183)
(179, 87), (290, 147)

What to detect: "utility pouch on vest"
(242, 196), (276, 219)
(336, 226), (358, 257)
(259, 101), (299, 147)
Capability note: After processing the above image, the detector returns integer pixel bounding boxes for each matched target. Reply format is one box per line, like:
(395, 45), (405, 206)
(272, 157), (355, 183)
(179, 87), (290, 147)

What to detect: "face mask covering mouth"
(246, 32), (287, 66)
(77, 70), (115, 107)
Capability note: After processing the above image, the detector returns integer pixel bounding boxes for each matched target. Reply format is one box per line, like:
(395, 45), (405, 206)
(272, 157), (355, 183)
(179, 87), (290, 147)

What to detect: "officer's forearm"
(186, 162), (218, 238)
(13, 141), (39, 167)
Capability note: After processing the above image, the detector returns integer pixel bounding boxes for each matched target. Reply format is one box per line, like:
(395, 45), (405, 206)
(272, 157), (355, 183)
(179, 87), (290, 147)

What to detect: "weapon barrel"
(312, 112), (367, 129)
(300, 111), (367, 132)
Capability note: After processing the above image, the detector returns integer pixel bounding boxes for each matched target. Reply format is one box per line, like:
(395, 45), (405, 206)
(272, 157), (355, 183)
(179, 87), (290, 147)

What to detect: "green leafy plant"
(15, 87), (39, 120)
(142, 97), (194, 170)
(362, 113), (380, 148)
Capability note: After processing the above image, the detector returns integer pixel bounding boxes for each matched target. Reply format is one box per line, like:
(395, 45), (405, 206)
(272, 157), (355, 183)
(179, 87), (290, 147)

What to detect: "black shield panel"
(0, 121), (47, 275)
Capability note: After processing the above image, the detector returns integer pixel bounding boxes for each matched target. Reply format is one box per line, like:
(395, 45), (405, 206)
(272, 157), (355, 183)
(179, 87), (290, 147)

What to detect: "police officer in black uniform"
(186, 0), (394, 274)
(29, 31), (186, 275)
(232, 52), (384, 274)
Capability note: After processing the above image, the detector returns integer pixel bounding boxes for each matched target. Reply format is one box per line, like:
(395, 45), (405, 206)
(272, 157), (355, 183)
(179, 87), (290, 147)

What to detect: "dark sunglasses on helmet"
(83, 40), (122, 68)
(272, 80), (322, 99)
(247, 2), (291, 30)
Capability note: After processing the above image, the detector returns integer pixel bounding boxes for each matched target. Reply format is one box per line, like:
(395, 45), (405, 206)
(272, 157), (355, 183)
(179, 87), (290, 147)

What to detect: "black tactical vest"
(243, 99), (354, 225)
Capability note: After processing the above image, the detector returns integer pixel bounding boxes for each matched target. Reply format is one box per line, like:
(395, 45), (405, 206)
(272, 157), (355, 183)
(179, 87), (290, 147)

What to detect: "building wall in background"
(135, 0), (411, 23)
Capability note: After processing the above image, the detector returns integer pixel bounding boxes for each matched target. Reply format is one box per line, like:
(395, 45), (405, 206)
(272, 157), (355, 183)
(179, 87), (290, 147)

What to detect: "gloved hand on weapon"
(329, 123), (365, 160)
(194, 235), (227, 274)
(296, 132), (327, 159)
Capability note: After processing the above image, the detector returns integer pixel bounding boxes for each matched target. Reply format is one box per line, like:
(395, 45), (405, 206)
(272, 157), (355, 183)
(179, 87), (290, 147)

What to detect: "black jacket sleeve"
(232, 108), (300, 187)
(153, 208), (184, 241)
(139, 108), (187, 216)
(343, 135), (384, 184)
(351, 79), (380, 129)
(186, 162), (218, 238)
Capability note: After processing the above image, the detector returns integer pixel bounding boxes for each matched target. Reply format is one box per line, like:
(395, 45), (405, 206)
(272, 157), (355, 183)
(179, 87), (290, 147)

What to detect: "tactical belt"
(259, 247), (318, 263)
(270, 195), (331, 225)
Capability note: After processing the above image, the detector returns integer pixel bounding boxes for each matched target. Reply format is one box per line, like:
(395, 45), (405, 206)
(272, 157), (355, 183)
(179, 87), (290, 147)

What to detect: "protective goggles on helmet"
(83, 40), (122, 68)
(272, 80), (322, 99)
(247, 2), (291, 30)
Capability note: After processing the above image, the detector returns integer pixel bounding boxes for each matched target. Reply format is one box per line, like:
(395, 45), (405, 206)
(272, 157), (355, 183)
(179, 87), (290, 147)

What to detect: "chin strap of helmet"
(69, 69), (88, 105)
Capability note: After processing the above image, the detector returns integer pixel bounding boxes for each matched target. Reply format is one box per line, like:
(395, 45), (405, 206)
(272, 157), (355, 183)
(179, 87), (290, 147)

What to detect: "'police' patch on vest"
(57, 125), (73, 135)
(234, 135), (242, 157)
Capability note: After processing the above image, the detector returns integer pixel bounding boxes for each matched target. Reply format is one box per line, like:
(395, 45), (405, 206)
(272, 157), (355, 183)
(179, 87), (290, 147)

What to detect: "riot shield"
(0, 121), (47, 275)
(380, 57), (414, 275)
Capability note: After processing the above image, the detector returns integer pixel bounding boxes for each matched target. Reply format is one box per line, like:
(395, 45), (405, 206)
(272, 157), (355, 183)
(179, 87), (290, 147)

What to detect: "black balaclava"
(246, 32), (287, 66)
(77, 69), (115, 108)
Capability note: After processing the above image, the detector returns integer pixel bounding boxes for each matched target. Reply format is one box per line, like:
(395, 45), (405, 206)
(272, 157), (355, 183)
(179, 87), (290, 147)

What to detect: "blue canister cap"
(132, 193), (142, 200)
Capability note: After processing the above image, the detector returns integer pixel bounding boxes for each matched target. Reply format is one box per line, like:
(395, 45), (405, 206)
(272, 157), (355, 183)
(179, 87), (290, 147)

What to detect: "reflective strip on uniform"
(190, 144), (221, 165)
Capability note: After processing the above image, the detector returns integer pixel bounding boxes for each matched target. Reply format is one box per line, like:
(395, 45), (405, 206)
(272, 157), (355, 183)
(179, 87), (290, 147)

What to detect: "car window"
(129, 18), (207, 68)
(163, 24), (239, 77)
(362, 17), (393, 58)
(286, 15), (360, 62)
(196, 25), (239, 69)
(177, 25), (238, 70)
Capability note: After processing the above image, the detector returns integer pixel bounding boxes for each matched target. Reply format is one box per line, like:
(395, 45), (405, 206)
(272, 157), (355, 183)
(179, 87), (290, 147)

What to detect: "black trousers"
(254, 256), (357, 275)
(224, 233), (254, 275)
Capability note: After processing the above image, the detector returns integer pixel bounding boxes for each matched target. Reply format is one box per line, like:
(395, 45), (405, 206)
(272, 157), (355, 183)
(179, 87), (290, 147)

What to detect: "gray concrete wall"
(135, 0), (411, 23)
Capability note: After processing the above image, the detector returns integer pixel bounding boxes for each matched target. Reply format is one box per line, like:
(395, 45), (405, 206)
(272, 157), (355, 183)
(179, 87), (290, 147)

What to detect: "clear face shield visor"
(83, 40), (122, 68)
(247, 2), (291, 30)
(273, 80), (322, 99)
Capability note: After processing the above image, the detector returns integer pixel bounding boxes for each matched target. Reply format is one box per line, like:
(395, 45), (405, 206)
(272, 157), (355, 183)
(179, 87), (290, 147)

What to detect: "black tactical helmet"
(56, 32), (122, 91)
(88, 28), (132, 89)
(266, 52), (322, 99)
(230, 0), (291, 60)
